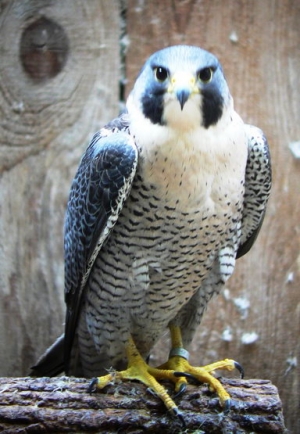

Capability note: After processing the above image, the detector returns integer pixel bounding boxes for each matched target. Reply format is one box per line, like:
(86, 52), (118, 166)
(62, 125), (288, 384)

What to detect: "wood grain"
(0, 376), (287, 433)
(0, 0), (120, 376)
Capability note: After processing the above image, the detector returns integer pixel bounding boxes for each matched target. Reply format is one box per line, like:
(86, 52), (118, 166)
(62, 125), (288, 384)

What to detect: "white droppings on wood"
(241, 331), (259, 345)
(233, 296), (250, 319)
(221, 327), (233, 342)
(286, 271), (294, 283)
(222, 287), (231, 301)
(229, 30), (239, 43)
(288, 141), (300, 159)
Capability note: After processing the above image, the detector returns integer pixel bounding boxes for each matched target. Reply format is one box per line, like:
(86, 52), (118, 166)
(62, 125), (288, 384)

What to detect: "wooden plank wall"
(0, 0), (299, 432)
(0, 1), (121, 373)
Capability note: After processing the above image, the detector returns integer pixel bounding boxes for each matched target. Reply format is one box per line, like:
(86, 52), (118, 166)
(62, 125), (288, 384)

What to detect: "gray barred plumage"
(31, 45), (271, 380)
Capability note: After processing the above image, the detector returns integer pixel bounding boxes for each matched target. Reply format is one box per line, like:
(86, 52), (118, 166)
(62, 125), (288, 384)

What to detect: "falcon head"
(128, 45), (231, 130)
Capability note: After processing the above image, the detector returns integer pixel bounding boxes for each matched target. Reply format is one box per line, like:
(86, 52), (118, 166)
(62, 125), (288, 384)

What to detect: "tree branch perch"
(0, 376), (286, 433)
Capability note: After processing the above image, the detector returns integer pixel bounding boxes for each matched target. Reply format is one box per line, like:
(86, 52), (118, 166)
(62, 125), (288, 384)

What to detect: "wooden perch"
(0, 376), (286, 433)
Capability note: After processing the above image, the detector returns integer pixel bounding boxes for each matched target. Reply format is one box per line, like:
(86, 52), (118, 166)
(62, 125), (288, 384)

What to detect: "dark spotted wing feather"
(237, 125), (272, 259)
(64, 120), (138, 372)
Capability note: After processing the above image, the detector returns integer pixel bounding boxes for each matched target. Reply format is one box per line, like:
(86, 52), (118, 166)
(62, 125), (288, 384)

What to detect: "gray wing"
(64, 123), (138, 372)
(237, 125), (272, 259)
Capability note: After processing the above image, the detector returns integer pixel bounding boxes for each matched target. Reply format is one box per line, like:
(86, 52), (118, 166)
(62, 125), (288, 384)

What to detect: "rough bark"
(0, 376), (287, 433)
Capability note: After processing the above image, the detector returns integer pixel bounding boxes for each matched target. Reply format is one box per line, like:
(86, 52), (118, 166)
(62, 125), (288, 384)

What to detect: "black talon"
(87, 377), (98, 394)
(146, 387), (157, 397)
(172, 407), (186, 428)
(234, 361), (244, 379)
(174, 371), (202, 385)
(174, 382), (187, 399)
(223, 398), (231, 414)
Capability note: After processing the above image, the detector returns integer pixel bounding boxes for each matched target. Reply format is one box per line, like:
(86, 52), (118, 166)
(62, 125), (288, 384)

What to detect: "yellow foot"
(160, 325), (244, 412)
(88, 328), (243, 418)
(159, 353), (243, 411)
(88, 336), (184, 420)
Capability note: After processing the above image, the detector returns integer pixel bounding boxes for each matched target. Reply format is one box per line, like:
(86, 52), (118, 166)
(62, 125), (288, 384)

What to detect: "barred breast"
(71, 102), (247, 376)
(75, 158), (245, 375)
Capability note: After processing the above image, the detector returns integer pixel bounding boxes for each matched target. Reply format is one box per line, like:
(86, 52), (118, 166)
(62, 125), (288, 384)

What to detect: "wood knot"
(20, 17), (69, 82)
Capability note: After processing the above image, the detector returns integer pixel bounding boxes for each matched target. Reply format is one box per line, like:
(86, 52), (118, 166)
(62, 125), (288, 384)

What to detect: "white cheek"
(162, 94), (202, 131)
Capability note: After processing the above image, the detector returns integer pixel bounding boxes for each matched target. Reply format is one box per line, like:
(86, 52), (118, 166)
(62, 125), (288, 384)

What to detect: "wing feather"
(237, 125), (272, 259)
(64, 124), (138, 371)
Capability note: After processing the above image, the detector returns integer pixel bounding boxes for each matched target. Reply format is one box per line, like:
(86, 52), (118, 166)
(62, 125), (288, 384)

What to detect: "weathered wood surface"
(0, 376), (287, 433)
(0, 0), (299, 432)
(0, 0), (120, 375)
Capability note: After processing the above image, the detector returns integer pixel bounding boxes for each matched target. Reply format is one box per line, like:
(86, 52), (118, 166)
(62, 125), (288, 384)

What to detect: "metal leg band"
(169, 347), (190, 361)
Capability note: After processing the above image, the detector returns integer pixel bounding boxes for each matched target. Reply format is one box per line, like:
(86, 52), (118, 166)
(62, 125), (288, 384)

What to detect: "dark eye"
(198, 67), (213, 83)
(154, 67), (168, 82)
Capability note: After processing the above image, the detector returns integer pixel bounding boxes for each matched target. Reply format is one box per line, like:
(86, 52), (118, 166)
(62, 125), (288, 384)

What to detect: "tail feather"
(30, 334), (65, 377)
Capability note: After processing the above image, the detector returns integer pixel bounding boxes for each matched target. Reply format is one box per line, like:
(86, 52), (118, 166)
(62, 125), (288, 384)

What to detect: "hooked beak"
(176, 89), (191, 111)
(168, 72), (198, 110)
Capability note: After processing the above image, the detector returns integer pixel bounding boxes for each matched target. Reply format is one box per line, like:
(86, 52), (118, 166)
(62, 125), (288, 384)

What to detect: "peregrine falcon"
(32, 45), (272, 416)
